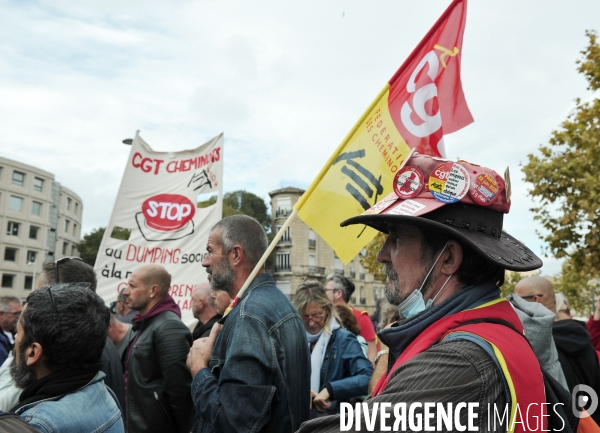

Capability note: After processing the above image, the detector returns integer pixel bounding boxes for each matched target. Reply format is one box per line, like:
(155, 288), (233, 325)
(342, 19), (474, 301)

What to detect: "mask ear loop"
(417, 241), (449, 295)
(430, 274), (454, 305)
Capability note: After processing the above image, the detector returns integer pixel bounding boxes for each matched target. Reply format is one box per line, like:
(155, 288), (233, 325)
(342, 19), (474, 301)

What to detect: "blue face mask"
(397, 242), (453, 320)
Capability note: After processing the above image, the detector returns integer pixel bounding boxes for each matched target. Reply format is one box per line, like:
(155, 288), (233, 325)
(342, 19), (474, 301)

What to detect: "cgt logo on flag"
(136, 193), (196, 241)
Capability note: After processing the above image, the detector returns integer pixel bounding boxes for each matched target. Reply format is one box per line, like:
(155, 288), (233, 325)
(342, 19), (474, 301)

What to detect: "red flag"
(387, 0), (472, 157)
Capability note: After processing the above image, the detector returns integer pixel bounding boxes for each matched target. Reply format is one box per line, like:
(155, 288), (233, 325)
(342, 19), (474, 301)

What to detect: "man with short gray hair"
(187, 214), (310, 432)
(325, 274), (377, 362)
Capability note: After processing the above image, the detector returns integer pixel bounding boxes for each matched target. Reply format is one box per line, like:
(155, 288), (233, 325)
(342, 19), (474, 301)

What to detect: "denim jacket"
(317, 328), (373, 414)
(192, 273), (310, 433)
(16, 371), (124, 433)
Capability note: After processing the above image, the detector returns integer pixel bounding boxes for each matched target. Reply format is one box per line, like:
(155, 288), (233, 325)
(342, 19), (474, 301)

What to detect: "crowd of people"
(1, 153), (600, 432)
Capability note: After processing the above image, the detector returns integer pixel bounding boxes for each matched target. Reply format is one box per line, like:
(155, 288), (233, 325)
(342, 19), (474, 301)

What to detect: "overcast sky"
(1, 0), (599, 276)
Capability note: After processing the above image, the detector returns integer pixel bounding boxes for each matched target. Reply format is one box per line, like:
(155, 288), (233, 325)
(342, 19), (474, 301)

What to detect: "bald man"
(516, 276), (600, 423)
(122, 265), (193, 433)
(191, 281), (222, 340)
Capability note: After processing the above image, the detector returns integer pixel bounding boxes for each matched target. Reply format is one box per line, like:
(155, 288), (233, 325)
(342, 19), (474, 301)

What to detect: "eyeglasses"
(46, 287), (61, 333)
(520, 294), (544, 302)
(6, 311), (21, 317)
(301, 313), (325, 323)
(54, 257), (84, 284)
(558, 308), (571, 316)
(324, 289), (338, 292)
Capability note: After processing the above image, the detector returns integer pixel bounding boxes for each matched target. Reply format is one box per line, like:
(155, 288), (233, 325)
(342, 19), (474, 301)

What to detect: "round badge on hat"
(428, 162), (470, 204)
(469, 173), (499, 206)
(393, 166), (424, 199)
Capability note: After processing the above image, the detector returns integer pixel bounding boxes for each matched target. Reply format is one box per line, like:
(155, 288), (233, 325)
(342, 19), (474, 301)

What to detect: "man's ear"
(229, 245), (245, 268)
(440, 240), (463, 275)
(25, 342), (45, 367)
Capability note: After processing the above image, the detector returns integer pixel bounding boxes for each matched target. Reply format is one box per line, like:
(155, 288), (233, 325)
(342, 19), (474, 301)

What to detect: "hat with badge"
(340, 153), (542, 271)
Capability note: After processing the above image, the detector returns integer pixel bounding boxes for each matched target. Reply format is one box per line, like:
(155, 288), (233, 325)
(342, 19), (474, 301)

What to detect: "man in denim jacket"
(11, 283), (124, 433)
(187, 215), (310, 433)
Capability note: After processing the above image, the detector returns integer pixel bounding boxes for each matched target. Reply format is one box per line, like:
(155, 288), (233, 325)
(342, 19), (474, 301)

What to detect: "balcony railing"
(275, 208), (292, 218)
(349, 271), (356, 278)
(359, 273), (365, 280)
(308, 239), (316, 249)
(278, 237), (292, 246)
(275, 265), (291, 273)
(334, 269), (344, 276)
(308, 266), (325, 275)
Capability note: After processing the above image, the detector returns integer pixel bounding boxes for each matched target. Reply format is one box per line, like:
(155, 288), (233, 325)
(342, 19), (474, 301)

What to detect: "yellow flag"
(296, 87), (411, 264)
(295, 0), (472, 264)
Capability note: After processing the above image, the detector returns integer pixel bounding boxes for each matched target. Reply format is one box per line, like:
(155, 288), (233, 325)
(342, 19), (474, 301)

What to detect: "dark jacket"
(124, 295), (193, 433)
(0, 333), (11, 367)
(553, 318), (600, 424)
(192, 314), (222, 340)
(316, 327), (373, 415)
(101, 338), (124, 412)
(192, 273), (310, 433)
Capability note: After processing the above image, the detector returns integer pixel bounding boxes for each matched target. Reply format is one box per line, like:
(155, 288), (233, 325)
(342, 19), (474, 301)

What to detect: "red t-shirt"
(352, 306), (376, 342)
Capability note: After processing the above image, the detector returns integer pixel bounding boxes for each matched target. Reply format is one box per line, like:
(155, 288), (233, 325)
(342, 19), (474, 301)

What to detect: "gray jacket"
(507, 294), (568, 389)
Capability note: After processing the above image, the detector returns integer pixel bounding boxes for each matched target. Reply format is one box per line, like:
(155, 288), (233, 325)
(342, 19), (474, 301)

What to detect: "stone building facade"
(0, 157), (82, 299)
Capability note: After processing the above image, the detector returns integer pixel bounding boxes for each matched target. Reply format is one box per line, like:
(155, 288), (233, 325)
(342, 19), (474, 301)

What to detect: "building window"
(359, 287), (366, 305)
(27, 251), (37, 264)
(64, 219), (70, 233)
(277, 280), (291, 297)
(31, 201), (42, 216)
(276, 197), (292, 218)
(75, 202), (79, 215)
(5, 248), (17, 262)
(7, 221), (19, 236)
(66, 197), (72, 211)
(277, 225), (291, 244)
(73, 223), (78, 237)
(359, 264), (365, 280)
(71, 244), (77, 255)
(334, 258), (344, 275)
(29, 225), (40, 240)
(309, 229), (316, 248)
(62, 242), (68, 255)
(24, 276), (33, 290)
(9, 196), (23, 211)
(0, 166), (3, 179)
(276, 252), (290, 272)
(12, 171), (25, 186)
(33, 177), (44, 192)
(1, 274), (14, 288)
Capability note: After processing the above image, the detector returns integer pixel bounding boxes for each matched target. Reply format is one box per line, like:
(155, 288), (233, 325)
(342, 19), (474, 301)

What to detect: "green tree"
(360, 232), (386, 283)
(198, 190), (271, 233)
(76, 227), (105, 266)
(553, 258), (598, 317)
(522, 31), (600, 279)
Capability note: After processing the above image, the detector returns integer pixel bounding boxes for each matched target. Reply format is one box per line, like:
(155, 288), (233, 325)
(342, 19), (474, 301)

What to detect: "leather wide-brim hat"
(341, 153), (542, 271)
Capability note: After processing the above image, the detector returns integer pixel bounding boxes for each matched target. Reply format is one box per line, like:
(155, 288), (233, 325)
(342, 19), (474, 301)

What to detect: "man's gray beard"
(383, 263), (404, 306)
(383, 259), (436, 307)
(210, 258), (236, 296)
(10, 353), (36, 389)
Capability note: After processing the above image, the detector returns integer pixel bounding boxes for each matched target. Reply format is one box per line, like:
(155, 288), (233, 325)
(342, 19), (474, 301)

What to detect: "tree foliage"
(360, 232), (386, 283)
(76, 227), (105, 266)
(198, 190), (271, 233)
(522, 31), (600, 278)
(553, 257), (598, 317)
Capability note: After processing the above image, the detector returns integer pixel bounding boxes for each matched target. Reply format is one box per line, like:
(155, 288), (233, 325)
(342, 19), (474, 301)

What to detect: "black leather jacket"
(125, 310), (193, 433)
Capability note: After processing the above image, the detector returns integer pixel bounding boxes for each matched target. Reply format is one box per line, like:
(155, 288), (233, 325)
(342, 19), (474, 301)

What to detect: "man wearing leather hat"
(298, 153), (549, 432)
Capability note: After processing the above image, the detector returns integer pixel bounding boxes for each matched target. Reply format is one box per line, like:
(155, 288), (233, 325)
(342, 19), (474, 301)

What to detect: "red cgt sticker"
(141, 194), (195, 232)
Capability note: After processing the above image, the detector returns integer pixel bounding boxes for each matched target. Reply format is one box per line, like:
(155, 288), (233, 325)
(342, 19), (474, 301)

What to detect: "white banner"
(95, 132), (223, 327)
